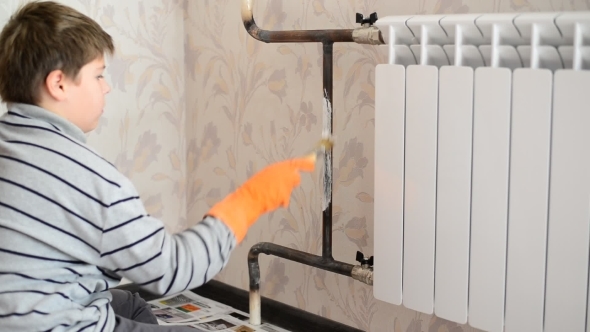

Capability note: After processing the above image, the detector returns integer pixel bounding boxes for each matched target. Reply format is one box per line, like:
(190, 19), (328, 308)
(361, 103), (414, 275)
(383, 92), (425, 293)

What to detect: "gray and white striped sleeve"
(97, 181), (236, 296)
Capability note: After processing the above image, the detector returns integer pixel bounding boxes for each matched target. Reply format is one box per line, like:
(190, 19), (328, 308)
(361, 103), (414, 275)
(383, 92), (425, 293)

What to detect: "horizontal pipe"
(241, 0), (378, 44)
(248, 242), (355, 277)
(248, 242), (355, 325)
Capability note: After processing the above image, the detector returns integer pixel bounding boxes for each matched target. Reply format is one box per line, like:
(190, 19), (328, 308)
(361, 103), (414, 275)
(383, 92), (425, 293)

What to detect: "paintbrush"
(303, 136), (334, 162)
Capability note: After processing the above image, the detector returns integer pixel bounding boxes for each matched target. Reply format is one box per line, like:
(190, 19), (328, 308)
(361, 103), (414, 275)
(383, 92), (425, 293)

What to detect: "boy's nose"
(103, 81), (111, 94)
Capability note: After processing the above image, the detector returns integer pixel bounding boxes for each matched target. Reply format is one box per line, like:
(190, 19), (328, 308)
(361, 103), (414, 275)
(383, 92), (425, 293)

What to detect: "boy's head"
(0, 1), (115, 133)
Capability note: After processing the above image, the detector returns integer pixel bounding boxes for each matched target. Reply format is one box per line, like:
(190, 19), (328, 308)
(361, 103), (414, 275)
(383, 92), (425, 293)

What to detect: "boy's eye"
(97, 75), (104, 79)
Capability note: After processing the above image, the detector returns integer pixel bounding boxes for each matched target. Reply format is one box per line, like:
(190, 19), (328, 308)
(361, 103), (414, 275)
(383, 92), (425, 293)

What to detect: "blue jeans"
(110, 289), (195, 332)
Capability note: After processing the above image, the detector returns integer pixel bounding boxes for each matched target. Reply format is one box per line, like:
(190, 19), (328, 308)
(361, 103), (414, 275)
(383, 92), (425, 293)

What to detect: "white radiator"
(372, 12), (590, 332)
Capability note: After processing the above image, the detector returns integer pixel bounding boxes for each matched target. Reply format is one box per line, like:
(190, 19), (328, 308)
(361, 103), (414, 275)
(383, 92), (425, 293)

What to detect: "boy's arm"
(97, 157), (314, 296)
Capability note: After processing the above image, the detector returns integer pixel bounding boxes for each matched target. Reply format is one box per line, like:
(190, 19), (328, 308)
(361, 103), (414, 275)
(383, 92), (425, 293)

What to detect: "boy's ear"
(44, 69), (68, 101)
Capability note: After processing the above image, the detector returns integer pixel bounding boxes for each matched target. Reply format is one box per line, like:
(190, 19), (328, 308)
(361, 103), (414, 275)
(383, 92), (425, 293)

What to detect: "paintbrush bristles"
(316, 137), (334, 152)
(302, 137), (334, 162)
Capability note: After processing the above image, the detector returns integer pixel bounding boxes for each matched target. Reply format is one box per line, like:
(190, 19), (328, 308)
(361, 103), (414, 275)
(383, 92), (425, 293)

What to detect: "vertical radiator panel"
(373, 64), (406, 305)
(504, 69), (552, 332)
(434, 66), (474, 325)
(468, 67), (511, 332)
(544, 70), (590, 332)
(402, 65), (438, 314)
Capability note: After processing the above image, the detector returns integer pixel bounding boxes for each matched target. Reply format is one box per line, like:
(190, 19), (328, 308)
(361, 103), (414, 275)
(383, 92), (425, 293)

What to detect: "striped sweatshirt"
(0, 103), (236, 332)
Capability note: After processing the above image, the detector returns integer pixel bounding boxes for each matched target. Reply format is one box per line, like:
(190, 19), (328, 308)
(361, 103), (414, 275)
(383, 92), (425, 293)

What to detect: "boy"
(0, 1), (315, 331)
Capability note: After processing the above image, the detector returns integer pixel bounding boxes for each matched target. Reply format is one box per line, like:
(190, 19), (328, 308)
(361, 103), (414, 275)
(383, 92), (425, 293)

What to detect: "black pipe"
(246, 40), (346, 324)
(242, 17), (354, 44)
(248, 242), (355, 293)
(241, 1), (380, 325)
(322, 41), (334, 260)
(243, 5), (339, 261)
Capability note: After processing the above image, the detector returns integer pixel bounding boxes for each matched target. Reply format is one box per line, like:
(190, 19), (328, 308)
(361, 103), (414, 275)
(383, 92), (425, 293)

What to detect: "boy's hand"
(207, 155), (316, 243)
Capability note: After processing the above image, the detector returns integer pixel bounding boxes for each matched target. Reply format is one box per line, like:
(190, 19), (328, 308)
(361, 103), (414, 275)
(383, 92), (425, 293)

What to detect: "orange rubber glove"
(206, 155), (316, 243)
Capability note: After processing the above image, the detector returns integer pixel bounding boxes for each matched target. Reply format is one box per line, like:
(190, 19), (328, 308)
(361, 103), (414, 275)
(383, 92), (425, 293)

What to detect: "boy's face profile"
(42, 56), (111, 133)
(0, 1), (115, 133)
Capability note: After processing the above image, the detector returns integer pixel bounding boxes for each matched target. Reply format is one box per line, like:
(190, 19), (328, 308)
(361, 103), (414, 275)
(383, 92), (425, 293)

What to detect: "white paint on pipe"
(249, 289), (261, 325)
(322, 88), (332, 211)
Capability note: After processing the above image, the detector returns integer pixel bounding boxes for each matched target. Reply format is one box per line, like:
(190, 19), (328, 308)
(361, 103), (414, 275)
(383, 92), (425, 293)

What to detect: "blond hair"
(0, 1), (115, 104)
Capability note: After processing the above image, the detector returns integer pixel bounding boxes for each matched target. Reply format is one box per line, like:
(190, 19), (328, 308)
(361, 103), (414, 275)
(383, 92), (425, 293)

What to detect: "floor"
(115, 280), (365, 332)
(146, 288), (288, 331)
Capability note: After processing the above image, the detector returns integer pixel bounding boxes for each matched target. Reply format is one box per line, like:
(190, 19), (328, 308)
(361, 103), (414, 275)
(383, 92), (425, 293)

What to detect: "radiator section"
(373, 12), (590, 332)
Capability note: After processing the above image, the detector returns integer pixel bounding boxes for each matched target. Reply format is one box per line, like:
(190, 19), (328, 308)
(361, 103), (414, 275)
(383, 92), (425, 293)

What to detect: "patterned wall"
(184, 1), (589, 332)
(2, 0), (589, 331)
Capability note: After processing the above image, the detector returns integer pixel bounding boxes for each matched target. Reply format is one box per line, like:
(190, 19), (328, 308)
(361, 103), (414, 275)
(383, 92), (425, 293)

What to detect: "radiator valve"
(356, 250), (373, 268)
(356, 12), (378, 27)
(353, 12), (385, 45)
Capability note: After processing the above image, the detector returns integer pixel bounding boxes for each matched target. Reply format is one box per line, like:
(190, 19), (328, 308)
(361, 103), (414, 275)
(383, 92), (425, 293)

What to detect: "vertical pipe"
(248, 250), (262, 325)
(322, 41), (334, 260)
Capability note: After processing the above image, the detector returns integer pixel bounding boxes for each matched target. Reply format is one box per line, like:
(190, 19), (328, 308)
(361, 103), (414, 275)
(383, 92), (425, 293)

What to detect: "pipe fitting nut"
(352, 26), (384, 45)
(351, 265), (373, 285)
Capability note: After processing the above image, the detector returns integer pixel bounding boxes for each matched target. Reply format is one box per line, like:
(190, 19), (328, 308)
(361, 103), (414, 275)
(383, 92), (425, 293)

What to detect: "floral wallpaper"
(2, 0), (589, 331)
(184, 1), (590, 332)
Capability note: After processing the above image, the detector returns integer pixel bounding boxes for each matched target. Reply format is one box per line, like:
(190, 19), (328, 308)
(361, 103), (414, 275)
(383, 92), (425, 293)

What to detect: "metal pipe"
(241, 0), (381, 326)
(241, 0), (384, 45)
(248, 242), (357, 325)
(322, 41), (334, 260)
(241, 0), (354, 43)
(249, 243), (355, 278)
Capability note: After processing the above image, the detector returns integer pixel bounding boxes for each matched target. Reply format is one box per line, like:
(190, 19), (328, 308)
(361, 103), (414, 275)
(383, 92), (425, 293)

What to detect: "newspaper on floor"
(147, 290), (290, 332)
(148, 291), (232, 323)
